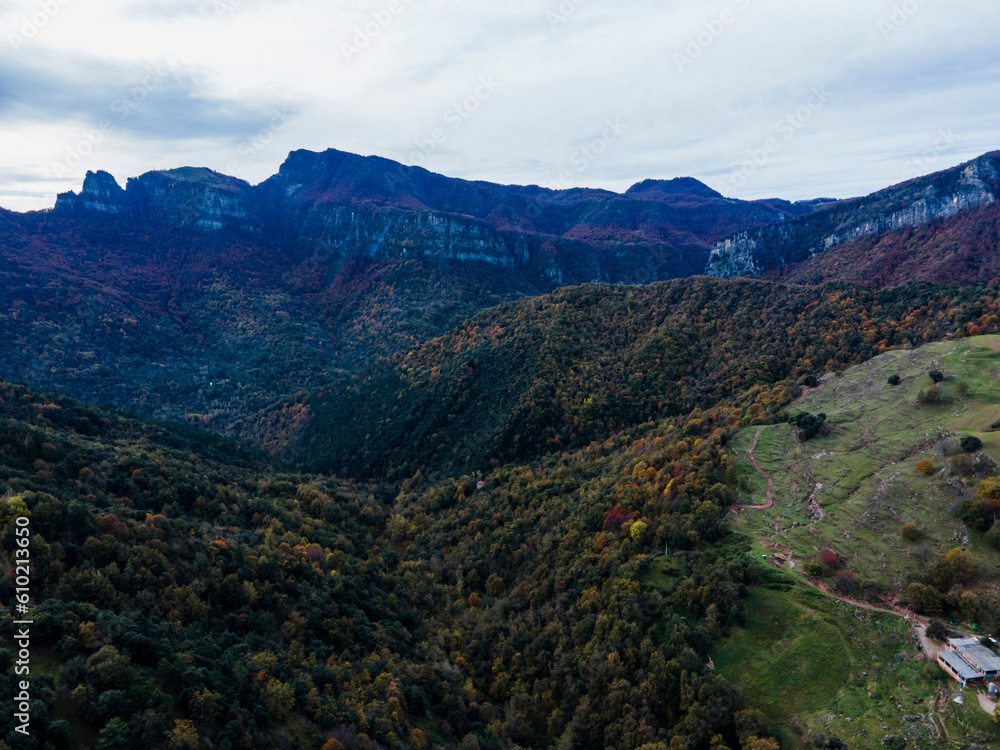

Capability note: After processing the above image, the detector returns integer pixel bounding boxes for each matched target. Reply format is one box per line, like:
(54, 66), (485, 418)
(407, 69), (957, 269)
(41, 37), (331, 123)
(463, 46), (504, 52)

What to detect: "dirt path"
(914, 621), (945, 661)
(734, 430), (929, 632)
(804, 576), (923, 622)
(733, 429), (774, 515)
(793, 384), (821, 404)
(978, 692), (998, 716)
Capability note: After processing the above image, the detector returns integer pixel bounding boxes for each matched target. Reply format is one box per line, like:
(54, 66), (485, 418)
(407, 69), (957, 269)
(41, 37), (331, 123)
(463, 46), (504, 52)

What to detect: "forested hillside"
(3, 152), (1000, 463)
(297, 277), (1000, 479)
(6, 150), (1000, 750)
(0, 377), (789, 750)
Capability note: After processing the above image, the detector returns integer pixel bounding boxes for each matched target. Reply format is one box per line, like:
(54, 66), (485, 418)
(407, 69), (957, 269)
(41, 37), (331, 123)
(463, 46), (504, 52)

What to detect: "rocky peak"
(56, 167), (261, 232)
(55, 170), (127, 213)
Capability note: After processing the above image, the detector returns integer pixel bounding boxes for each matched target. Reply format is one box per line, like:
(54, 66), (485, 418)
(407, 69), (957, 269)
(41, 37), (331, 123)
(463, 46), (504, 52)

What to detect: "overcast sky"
(1, 0), (998, 211)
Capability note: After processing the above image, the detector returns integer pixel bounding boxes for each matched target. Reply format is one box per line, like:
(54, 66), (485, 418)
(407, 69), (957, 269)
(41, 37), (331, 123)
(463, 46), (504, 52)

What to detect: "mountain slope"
(294, 277), (1000, 480)
(768, 198), (1000, 288)
(730, 336), (1000, 600)
(0, 150), (827, 449)
(706, 152), (1000, 280)
(5, 148), (1000, 457)
(0, 376), (781, 750)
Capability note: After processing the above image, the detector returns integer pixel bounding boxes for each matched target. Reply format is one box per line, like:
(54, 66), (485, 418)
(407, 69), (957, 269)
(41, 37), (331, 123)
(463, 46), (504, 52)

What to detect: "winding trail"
(733, 429), (774, 515)
(729, 407), (981, 733)
(793, 384), (819, 404)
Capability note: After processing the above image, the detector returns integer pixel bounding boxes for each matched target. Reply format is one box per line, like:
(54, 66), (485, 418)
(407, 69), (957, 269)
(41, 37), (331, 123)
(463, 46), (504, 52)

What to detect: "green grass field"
(713, 578), (1000, 749)
(730, 337), (1000, 600)
(716, 337), (1000, 747)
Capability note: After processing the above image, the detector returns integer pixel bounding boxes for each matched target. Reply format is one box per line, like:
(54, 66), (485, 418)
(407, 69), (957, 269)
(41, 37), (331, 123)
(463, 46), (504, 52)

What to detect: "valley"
(3, 151), (1000, 749)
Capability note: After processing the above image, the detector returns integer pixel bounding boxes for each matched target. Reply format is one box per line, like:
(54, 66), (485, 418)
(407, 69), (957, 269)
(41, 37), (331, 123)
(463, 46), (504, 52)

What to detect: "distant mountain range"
(2, 147), (999, 450)
(51, 148), (831, 285)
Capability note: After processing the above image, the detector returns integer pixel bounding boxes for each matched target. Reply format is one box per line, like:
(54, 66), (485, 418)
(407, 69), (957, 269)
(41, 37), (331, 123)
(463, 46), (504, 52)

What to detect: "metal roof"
(957, 644), (1000, 673)
(949, 637), (980, 648)
(939, 651), (984, 681)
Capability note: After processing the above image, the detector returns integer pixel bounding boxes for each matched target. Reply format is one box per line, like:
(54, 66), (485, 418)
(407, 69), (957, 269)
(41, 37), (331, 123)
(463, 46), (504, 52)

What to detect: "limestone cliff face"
(124, 169), (262, 232)
(705, 153), (1000, 278)
(56, 168), (262, 232)
(54, 171), (128, 214)
(66, 148), (1000, 287)
(296, 204), (523, 268)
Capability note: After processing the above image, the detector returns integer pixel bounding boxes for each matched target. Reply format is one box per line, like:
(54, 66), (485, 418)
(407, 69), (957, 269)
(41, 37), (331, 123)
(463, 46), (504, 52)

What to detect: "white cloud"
(1, 0), (999, 209)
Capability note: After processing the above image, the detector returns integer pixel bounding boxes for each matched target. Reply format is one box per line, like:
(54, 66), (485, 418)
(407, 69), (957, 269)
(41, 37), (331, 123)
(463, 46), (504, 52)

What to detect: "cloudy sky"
(1, 0), (998, 211)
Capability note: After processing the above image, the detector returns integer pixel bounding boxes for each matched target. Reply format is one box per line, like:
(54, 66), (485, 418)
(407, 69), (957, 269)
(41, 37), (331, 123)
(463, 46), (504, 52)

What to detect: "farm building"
(949, 637), (981, 648)
(937, 638), (1000, 686)
(938, 650), (983, 687)
(955, 643), (1000, 679)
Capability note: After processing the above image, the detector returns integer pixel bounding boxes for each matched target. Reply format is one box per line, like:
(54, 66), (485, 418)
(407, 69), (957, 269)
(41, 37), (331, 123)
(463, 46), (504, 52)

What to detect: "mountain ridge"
(50, 147), (829, 285)
(2, 147), (998, 453)
(705, 151), (1000, 279)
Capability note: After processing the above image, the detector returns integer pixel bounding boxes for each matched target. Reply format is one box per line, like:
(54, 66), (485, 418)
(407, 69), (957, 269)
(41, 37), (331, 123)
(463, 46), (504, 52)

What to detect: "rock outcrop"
(706, 152), (1000, 278)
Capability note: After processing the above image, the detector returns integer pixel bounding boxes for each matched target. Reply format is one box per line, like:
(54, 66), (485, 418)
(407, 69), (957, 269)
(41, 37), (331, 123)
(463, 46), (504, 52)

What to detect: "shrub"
(960, 435), (983, 453)
(835, 571), (855, 595)
(803, 562), (823, 577)
(819, 549), (839, 571)
(987, 524), (1000, 552)
(887, 375), (901, 386)
(917, 384), (942, 404)
(951, 453), (974, 476)
(936, 437), (957, 455)
(926, 619), (949, 641)
(929, 370), (945, 383)
(960, 500), (993, 532)
(917, 459), (936, 475)
(978, 476), (1000, 504)
(907, 584), (943, 616)
(802, 375), (819, 388)
(900, 523), (920, 541)
(790, 412), (827, 440)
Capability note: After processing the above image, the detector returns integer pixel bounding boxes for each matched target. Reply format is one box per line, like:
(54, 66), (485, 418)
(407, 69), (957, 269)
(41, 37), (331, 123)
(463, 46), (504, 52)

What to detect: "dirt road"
(733, 429), (774, 514)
